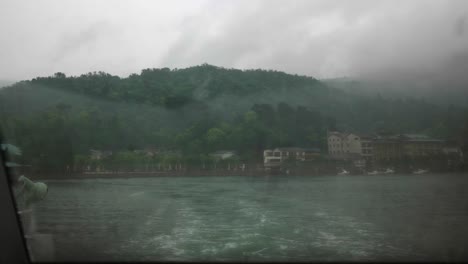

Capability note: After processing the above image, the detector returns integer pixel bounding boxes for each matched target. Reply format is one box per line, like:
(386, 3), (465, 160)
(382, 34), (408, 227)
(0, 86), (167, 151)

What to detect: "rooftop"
(266, 147), (321, 153)
(211, 150), (237, 155)
(374, 134), (443, 142)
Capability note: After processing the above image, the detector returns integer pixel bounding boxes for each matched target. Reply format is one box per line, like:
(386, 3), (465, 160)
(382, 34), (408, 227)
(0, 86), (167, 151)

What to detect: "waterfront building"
(327, 131), (372, 160)
(372, 134), (443, 162)
(263, 147), (321, 168)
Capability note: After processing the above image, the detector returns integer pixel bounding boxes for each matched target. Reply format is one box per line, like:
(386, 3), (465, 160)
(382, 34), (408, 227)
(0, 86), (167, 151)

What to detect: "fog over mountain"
(323, 77), (468, 106)
(0, 80), (15, 88)
(1, 0), (468, 96)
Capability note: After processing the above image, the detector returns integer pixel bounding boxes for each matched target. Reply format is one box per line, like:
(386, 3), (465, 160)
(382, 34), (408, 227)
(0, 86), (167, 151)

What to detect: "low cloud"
(0, 0), (467, 88)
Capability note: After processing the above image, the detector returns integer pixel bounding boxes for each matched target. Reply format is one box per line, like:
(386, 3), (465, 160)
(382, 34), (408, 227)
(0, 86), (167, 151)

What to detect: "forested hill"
(15, 64), (329, 108)
(0, 64), (467, 172)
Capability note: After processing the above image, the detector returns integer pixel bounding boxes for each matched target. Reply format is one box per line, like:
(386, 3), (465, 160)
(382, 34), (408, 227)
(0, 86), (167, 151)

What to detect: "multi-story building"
(360, 137), (374, 161)
(328, 131), (453, 169)
(327, 132), (371, 159)
(372, 134), (443, 162)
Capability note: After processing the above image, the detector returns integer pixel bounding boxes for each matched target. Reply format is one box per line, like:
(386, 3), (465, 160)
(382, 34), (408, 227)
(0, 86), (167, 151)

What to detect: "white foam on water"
(239, 232), (260, 239)
(251, 247), (268, 255)
(124, 185), (403, 261)
(149, 234), (182, 257)
(259, 234), (301, 244)
(350, 249), (370, 257)
(236, 199), (280, 230)
(319, 231), (337, 241)
(173, 248), (186, 256)
(201, 246), (220, 256)
(143, 199), (171, 227)
(224, 242), (238, 249)
(305, 213), (399, 260)
(120, 198), (208, 260)
(315, 211), (327, 217)
(129, 191), (145, 197)
(237, 199), (260, 217)
(260, 214), (267, 224)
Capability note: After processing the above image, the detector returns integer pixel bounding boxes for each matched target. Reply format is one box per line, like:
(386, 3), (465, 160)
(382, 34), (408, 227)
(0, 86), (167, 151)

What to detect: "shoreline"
(31, 170), (270, 181)
(30, 170), (466, 181)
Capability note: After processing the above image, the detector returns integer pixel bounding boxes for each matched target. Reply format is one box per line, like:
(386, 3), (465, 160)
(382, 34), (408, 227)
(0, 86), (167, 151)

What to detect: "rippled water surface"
(32, 174), (468, 261)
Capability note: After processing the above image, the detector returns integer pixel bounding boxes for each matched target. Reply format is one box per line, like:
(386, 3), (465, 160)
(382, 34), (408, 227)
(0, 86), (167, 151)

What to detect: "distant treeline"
(1, 64), (467, 175)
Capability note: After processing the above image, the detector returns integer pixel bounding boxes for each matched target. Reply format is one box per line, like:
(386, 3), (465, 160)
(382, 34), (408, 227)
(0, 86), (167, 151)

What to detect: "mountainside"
(0, 64), (467, 173)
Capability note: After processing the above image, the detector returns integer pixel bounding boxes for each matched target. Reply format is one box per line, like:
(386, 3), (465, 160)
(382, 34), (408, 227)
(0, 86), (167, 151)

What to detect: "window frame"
(0, 137), (31, 263)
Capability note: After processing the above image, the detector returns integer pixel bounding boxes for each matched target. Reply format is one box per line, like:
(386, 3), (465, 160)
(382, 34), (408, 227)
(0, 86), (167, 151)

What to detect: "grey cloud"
(171, 1), (465, 88)
(52, 21), (120, 63)
(454, 14), (466, 37)
(1, 0), (468, 89)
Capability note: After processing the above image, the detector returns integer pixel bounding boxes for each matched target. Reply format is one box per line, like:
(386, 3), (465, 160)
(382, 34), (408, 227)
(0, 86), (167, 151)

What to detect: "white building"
(327, 132), (373, 160)
(263, 147), (321, 168)
(361, 138), (374, 160)
(263, 149), (282, 168)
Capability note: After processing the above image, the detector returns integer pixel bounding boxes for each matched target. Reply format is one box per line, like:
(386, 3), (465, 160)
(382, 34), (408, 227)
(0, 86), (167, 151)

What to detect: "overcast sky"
(1, 0), (467, 83)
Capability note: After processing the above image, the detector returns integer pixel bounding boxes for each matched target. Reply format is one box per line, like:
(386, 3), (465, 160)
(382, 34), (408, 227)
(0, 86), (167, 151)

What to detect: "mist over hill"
(323, 77), (468, 107)
(0, 64), (467, 173)
(0, 80), (15, 89)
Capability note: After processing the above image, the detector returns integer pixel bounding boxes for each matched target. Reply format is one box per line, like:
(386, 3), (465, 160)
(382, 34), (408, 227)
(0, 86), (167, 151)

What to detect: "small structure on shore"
(263, 147), (321, 173)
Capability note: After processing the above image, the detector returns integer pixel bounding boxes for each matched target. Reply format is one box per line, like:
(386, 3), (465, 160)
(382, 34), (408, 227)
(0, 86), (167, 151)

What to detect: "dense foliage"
(0, 64), (467, 174)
